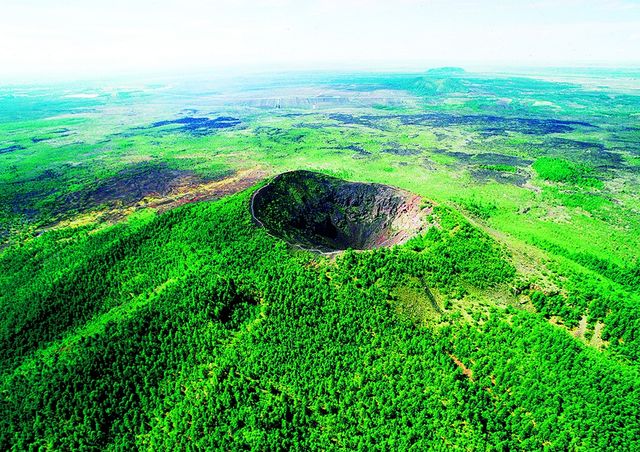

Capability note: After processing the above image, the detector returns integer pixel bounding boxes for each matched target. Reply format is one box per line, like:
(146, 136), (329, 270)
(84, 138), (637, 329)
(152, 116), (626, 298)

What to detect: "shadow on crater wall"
(251, 170), (429, 253)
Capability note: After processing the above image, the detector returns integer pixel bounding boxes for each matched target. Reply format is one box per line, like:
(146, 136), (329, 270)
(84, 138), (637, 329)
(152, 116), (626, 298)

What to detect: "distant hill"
(426, 66), (467, 75)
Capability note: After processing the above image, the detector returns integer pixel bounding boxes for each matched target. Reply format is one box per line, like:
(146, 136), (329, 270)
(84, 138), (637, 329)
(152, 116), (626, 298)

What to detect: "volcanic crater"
(251, 170), (429, 252)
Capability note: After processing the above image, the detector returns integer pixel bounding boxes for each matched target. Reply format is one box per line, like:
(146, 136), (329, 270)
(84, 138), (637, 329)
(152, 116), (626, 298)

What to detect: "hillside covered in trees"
(1, 180), (639, 450)
(2, 62), (640, 450)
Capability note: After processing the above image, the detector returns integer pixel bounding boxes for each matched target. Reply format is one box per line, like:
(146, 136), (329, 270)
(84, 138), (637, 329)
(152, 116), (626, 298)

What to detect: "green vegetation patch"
(456, 196), (498, 220)
(0, 179), (638, 450)
(532, 157), (603, 188)
(1, 70), (640, 450)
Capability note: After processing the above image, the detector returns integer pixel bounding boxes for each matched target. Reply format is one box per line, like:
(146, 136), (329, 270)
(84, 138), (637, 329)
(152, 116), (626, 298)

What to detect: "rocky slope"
(251, 170), (429, 252)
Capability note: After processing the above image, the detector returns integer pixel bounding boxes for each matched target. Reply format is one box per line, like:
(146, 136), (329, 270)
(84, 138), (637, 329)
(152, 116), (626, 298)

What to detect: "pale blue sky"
(2, 0), (639, 80)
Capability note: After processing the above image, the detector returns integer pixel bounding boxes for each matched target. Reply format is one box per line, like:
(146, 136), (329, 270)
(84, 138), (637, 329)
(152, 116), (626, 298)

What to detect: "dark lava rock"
(59, 162), (221, 213)
(470, 168), (529, 186)
(0, 144), (25, 154)
(432, 149), (532, 167)
(329, 112), (595, 136)
(542, 138), (623, 167)
(251, 170), (429, 252)
(327, 113), (381, 129)
(344, 145), (372, 158)
(381, 145), (422, 156)
(151, 116), (241, 135)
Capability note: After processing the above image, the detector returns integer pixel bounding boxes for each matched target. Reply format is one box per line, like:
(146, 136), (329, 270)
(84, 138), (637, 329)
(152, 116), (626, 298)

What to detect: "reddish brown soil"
(448, 353), (474, 381)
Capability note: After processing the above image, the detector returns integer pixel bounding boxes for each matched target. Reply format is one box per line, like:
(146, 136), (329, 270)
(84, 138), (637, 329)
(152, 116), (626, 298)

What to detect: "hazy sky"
(2, 0), (639, 80)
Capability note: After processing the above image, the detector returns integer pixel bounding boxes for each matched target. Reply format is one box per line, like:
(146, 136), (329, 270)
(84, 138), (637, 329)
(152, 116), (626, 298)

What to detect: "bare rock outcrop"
(251, 170), (430, 252)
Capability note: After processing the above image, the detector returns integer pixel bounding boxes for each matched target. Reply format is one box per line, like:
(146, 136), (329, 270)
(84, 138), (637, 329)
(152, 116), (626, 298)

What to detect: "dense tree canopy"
(1, 188), (638, 450)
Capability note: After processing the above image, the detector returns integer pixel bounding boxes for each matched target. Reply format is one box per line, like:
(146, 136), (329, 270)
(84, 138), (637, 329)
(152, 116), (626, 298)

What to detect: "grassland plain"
(1, 68), (639, 449)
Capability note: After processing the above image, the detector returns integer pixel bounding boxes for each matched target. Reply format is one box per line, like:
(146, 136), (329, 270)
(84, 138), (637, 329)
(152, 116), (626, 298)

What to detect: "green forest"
(1, 186), (639, 450)
(1, 67), (640, 450)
